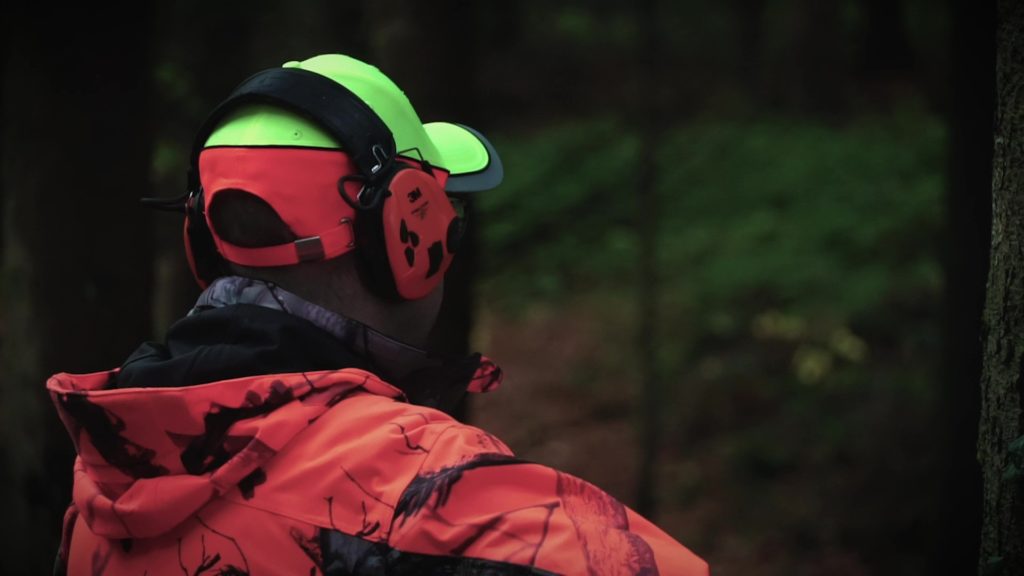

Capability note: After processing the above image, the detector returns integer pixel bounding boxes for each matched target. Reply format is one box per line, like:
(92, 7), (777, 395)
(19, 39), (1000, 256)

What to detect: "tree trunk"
(978, 0), (1024, 574)
(859, 0), (914, 75)
(936, 0), (995, 572)
(0, 7), (155, 573)
(936, 0), (997, 572)
(734, 0), (766, 102)
(796, 0), (847, 116)
(635, 0), (663, 519)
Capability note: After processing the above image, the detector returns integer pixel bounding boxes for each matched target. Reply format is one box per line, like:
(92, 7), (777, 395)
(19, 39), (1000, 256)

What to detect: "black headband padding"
(188, 67), (397, 190)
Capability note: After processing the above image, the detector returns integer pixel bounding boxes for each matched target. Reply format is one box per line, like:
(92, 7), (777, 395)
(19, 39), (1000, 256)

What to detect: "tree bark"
(0, 7), (155, 573)
(978, 0), (1024, 573)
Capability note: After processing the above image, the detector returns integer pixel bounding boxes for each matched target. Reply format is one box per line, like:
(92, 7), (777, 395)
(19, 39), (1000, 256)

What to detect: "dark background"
(0, 1), (995, 574)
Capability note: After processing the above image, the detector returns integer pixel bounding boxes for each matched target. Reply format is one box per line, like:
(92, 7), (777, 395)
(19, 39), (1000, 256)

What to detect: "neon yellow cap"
(204, 54), (502, 192)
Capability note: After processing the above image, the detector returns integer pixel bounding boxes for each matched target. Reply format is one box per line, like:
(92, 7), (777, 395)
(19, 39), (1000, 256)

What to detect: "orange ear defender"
(340, 161), (460, 300)
(174, 67), (464, 299)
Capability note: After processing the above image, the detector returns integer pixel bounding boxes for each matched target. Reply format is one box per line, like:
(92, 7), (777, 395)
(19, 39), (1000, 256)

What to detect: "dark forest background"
(0, 1), (999, 574)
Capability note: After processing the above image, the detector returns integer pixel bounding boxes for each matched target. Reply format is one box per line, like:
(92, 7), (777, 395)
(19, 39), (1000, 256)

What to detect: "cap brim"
(424, 122), (504, 193)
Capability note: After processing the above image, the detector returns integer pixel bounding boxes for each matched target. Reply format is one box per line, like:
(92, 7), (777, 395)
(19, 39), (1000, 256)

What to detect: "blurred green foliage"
(480, 109), (944, 328)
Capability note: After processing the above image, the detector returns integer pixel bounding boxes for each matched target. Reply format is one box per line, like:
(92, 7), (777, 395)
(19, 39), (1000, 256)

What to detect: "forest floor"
(471, 297), (939, 576)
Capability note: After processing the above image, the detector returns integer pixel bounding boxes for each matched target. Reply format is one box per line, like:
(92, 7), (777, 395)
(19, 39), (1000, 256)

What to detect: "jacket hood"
(49, 367), (400, 540)
(48, 281), (504, 541)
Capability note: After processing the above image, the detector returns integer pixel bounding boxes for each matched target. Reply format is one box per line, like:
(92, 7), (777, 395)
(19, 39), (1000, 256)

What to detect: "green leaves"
(480, 113), (944, 330)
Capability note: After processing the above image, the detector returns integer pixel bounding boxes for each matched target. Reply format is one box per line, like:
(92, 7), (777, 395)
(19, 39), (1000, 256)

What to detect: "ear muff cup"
(352, 165), (459, 300)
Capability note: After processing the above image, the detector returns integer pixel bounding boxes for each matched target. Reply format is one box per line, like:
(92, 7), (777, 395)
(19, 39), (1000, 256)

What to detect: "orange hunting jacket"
(49, 297), (707, 575)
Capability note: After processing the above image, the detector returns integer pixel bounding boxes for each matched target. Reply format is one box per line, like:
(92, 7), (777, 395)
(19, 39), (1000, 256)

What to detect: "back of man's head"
(184, 54), (502, 345)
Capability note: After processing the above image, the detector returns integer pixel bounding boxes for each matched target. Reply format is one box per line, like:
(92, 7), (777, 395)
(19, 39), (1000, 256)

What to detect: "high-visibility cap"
(203, 53), (503, 193)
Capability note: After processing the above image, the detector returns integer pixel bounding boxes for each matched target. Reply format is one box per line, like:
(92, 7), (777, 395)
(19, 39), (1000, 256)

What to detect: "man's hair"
(208, 189), (297, 248)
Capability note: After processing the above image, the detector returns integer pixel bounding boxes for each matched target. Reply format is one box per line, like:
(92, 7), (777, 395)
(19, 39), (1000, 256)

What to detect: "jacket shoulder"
(387, 421), (709, 575)
(223, 392), (509, 539)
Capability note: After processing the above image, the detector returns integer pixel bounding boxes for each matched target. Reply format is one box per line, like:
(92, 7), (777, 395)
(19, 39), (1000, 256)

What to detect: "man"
(50, 54), (708, 575)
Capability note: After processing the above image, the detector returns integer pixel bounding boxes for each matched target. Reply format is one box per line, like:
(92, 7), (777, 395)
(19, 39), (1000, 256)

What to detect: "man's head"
(185, 54), (502, 345)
